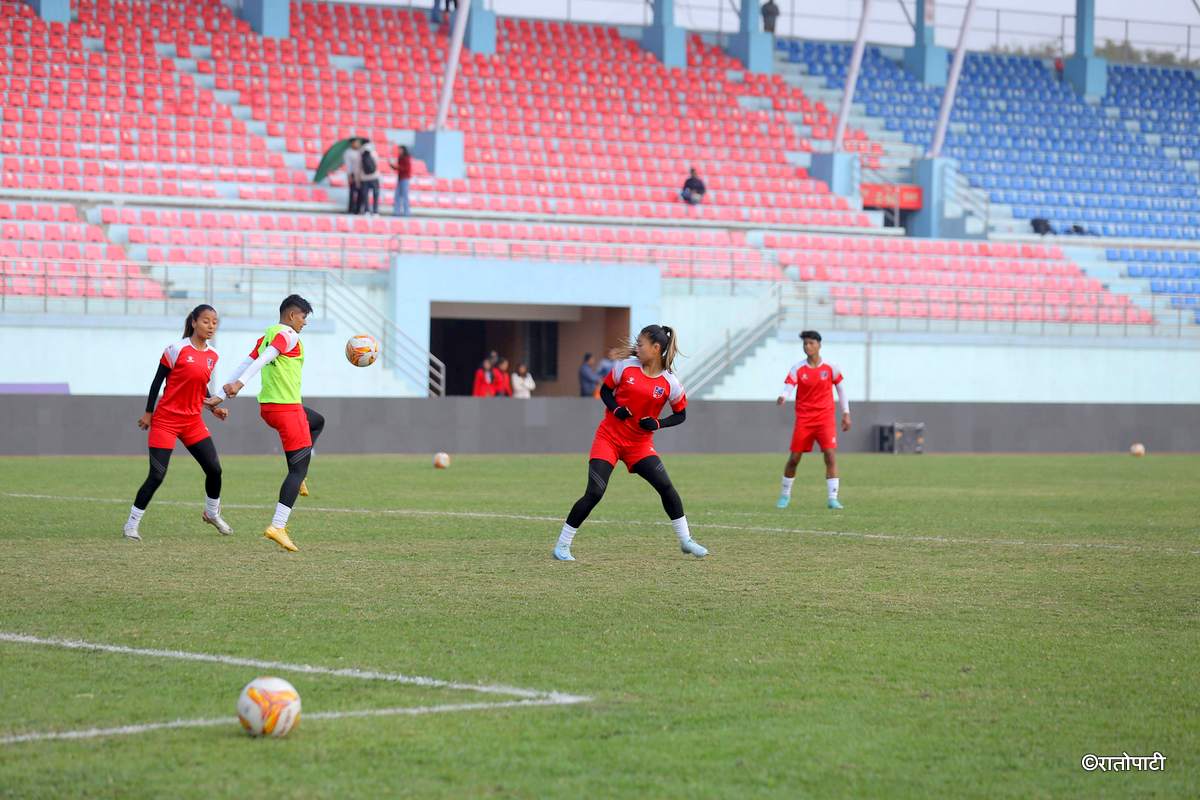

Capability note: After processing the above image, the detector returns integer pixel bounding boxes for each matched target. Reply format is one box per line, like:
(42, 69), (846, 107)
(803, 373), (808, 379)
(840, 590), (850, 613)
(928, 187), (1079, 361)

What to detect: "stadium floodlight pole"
(434, 0), (471, 131)
(831, 0), (874, 153)
(928, 0), (977, 159)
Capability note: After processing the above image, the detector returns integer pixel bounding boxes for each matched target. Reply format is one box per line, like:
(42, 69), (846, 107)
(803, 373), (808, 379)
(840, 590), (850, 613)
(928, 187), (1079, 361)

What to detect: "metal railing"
(786, 280), (1200, 339)
(136, 235), (782, 275)
(0, 260), (446, 396)
(458, 0), (1200, 64)
(945, 168), (991, 233)
(678, 282), (785, 395)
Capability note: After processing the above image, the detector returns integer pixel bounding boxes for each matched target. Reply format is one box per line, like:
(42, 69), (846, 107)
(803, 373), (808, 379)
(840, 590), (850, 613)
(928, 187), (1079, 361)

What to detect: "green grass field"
(0, 452), (1197, 798)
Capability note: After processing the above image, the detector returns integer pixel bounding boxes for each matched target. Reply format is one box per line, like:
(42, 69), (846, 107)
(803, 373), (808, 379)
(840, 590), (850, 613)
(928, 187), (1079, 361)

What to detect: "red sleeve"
(269, 331), (293, 353)
(248, 336), (264, 358)
(670, 393), (688, 413)
(603, 370), (616, 390)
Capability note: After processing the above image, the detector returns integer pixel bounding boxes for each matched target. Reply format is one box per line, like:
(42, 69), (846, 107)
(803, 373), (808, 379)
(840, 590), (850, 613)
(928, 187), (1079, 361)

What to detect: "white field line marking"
(4, 492), (1197, 556)
(0, 633), (590, 704)
(0, 633), (589, 746)
(0, 699), (573, 746)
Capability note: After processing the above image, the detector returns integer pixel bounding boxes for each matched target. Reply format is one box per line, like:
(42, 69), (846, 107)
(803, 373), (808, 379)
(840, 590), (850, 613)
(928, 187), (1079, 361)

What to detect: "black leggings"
(278, 406), (325, 508)
(565, 455), (684, 529)
(133, 437), (222, 510)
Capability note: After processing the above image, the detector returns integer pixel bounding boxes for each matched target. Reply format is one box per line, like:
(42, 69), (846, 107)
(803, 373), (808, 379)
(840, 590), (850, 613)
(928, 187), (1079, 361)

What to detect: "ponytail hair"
(183, 304), (216, 338)
(624, 324), (681, 372)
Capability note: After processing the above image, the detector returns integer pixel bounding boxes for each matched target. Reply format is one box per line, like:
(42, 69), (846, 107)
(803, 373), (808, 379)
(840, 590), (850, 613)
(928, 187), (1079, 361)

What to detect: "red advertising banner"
(861, 183), (923, 210)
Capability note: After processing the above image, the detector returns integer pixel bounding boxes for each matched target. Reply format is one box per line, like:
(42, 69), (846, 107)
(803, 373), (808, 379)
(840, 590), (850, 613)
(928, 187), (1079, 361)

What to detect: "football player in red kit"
(553, 324), (708, 561)
(776, 330), (851, 510)
(123, 304), (232, 541)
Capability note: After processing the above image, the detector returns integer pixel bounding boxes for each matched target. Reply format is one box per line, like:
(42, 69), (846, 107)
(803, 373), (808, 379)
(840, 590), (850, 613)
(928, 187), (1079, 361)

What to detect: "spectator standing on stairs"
(680, 167), (706, 206)
(761, 0), (779, 34)
(343, 138), (362, 215)
(390, 145), (412, 217)
(358, 141), (381, 215)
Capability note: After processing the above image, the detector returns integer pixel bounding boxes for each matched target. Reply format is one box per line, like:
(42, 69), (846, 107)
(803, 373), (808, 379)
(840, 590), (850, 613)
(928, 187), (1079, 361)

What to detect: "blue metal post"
(903, 0), (948, 86)
(641, 0), (686, 68)
(726, 0), (774, 75)
(1065, 0), (1107, 98)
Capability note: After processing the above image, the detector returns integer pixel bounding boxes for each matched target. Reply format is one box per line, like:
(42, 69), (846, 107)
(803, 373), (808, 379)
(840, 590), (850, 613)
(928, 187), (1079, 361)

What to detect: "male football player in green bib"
(214, 295), (324, 552)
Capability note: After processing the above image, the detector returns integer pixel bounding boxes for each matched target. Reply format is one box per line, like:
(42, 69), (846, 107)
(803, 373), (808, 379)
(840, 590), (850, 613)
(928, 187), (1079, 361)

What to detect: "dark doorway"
(431, 318), (488, 396)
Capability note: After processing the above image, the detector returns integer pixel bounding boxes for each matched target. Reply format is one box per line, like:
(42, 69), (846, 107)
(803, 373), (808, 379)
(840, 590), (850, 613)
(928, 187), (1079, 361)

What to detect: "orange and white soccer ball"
(433, 452), (451, 469)
(237, 677), (301, 738)
(345, 334), (380, 367)
(1130, 443), (1147, 457)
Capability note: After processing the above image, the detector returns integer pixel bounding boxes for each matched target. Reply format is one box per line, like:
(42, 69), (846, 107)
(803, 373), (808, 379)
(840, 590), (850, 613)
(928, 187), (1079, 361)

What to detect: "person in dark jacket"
(680, 167), (706, 205)
(761, 0), (780, 34)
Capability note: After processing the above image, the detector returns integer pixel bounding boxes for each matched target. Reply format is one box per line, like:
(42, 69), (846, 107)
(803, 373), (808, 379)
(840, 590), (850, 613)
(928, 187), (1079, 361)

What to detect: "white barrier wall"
(0, 315), (421, 397)
(707, 332), (1200, 404)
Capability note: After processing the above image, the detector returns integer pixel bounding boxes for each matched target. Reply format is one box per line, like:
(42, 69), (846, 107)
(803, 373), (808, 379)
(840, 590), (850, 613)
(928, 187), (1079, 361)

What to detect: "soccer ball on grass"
(237, 677), (301, 738)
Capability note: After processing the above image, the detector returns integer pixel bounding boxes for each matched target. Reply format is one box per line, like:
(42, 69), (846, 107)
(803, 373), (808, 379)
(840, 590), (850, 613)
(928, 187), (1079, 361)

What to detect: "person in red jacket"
(494, 357), (512, 397)
(472, 357), (497, 397)
(390, 145), (412, 217)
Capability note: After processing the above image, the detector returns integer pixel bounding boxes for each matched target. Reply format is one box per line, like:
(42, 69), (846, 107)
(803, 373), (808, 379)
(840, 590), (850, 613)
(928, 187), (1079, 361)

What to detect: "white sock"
(272, 503), (292, 529)
(780, 476), (795, 498)
(125, 505), (145, 529)
(671, 515), (691, 544)
(205, 496), (220, 517)
(827, 478), (840, 499)
(557, 523), (577, 548)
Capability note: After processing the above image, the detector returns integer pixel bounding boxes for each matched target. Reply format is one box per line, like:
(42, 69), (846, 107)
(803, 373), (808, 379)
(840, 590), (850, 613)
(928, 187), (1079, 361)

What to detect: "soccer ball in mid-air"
(345, 334), (380, 367)
(1130, 443), (1146, 457)
(237, 677), (301, 738)
(433, 452), (451, 469)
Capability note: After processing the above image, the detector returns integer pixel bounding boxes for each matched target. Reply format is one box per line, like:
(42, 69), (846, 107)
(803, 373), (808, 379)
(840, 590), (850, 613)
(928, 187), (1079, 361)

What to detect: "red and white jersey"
(157, 339), (218, 417)
(783, 359), (842, 427)
(599, 357), (687, 442)
(249, 327), (301, 359)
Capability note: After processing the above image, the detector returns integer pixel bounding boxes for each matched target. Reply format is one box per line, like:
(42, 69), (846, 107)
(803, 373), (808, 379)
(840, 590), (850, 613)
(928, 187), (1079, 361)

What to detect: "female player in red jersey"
(123, 304), (232, 541)
(553, 324), (708, 561)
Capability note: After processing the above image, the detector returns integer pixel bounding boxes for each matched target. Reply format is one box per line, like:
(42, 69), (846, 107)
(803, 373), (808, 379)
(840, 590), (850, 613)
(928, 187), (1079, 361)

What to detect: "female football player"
(124, 304), (231, 541)
(553, 324), (708, 561)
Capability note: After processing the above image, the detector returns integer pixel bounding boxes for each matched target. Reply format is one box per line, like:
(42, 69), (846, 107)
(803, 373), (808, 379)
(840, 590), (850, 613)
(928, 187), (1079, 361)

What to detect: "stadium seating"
(1107, 246), (1200, 325)
(0, 0), (326, 202)
(100, 206), (781, 280)
(0, 201), (166, 299)
(778, 40), (1200, 240)
(766, 233), (1154, 324)
(0, 0), (1167, 328)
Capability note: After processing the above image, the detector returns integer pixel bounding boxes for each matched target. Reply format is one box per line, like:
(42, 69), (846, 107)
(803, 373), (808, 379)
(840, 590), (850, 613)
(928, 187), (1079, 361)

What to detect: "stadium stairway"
(771, 42), (989, 238)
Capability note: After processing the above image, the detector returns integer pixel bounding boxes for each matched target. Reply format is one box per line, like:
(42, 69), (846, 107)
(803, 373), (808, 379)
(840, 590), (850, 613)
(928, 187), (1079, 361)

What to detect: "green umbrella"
(313, 137), (370, 184)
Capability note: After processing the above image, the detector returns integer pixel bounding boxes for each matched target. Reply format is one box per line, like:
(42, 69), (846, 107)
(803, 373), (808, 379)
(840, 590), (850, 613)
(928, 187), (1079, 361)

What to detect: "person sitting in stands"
(680, 167), (706, 205)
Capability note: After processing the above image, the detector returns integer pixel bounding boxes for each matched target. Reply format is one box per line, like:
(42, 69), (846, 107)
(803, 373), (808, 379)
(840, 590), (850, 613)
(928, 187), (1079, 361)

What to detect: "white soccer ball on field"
(433, 452), (451, 469)
(345, 334), (380, 367)
(1130, 443), (1146, 457)
(237, 677), (301, 738)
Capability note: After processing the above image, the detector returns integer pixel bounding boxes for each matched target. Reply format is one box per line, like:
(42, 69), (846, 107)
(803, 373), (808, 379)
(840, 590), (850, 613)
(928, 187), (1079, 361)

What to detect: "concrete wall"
(709, 330), (1200, 404)
(2, 396), (1195, 456)
(0, 314), (420, 398)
